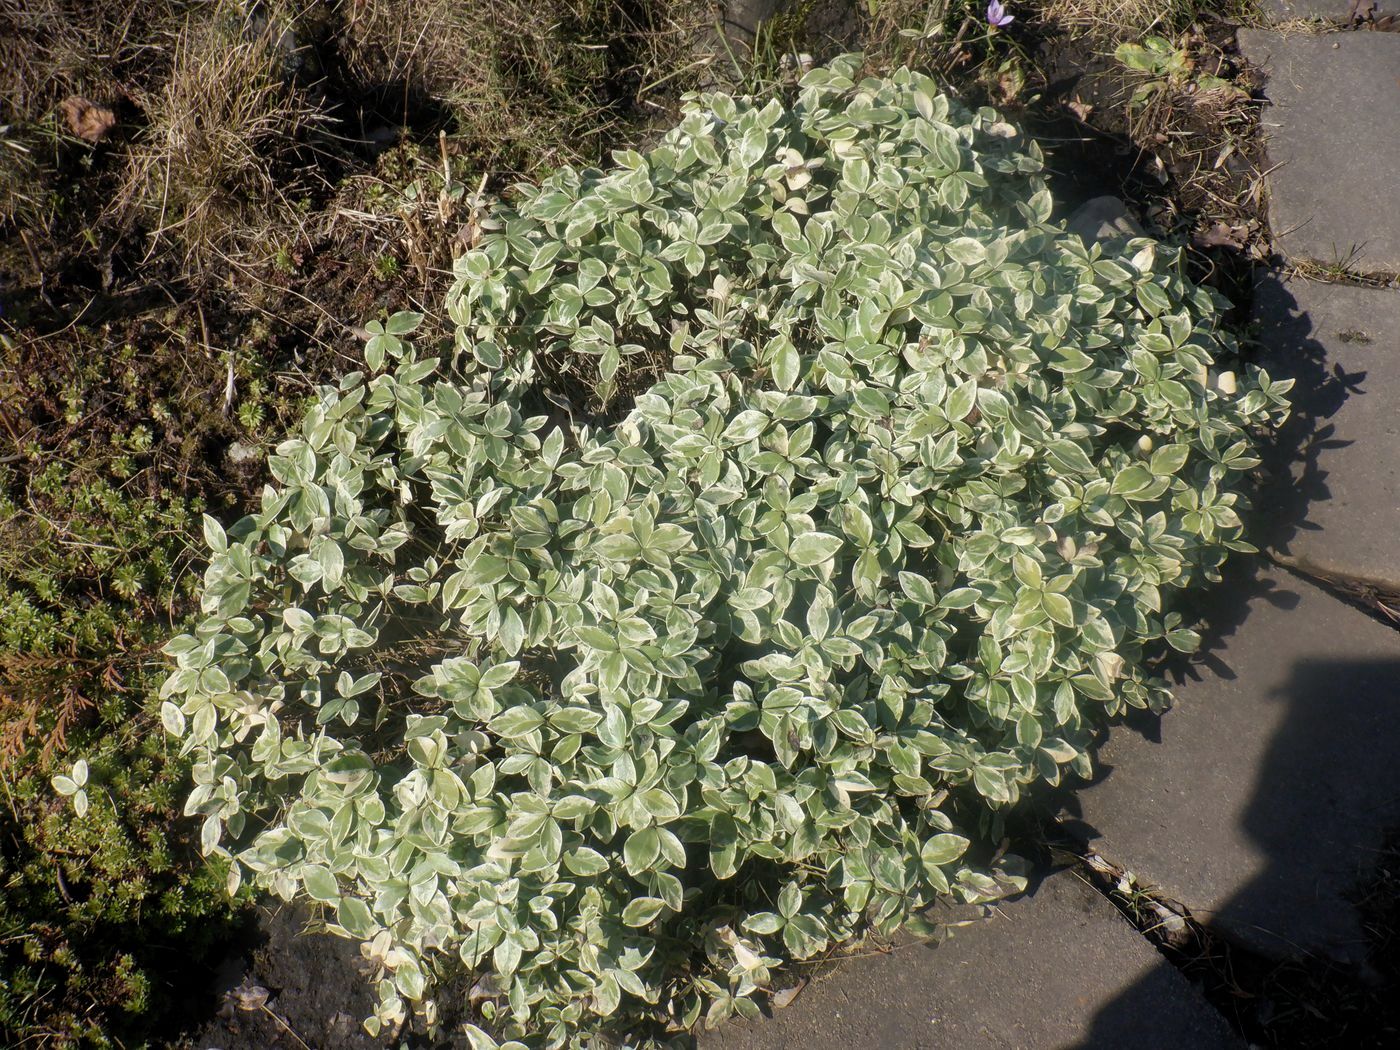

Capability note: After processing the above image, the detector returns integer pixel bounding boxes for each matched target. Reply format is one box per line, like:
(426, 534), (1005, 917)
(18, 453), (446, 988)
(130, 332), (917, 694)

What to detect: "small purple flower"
(986, 0), (1014, 27)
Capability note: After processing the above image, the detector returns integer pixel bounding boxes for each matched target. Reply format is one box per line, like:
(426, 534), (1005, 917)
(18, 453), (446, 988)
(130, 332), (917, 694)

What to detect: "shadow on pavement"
(1071, 651), (1400, 1049)
(1249, 269), (1364, 566)
(1070, 273), (1400, 1046)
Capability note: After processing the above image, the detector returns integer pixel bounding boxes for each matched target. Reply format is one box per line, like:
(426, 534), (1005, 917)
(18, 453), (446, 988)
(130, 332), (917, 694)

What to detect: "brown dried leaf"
(1349, 0), (1378, 22)
(997, 67), (1025, 105)
(1193, 221), (1249, 250)
(59, 96), (116, 143)
(770, 980), (807, 1009)
(227, 979), (270, 1011)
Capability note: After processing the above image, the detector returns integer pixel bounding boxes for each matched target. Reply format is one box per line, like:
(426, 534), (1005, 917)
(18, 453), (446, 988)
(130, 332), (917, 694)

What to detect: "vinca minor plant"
(161, 55), (1289, 1047)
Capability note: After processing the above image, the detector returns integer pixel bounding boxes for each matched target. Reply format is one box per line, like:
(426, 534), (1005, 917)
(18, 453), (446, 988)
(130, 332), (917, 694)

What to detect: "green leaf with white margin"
(564, 848), (610, 876)
(1045, 439), (1095, 476)
(202, 514), (227, 554)
(624, 827), (660, 874)
(898, 571), (941, 607)
(621, 897), (667, 927)
(921, 833), (969, 868)
(385, 310), (425, 335)
(945, 237), (985, 266)
(789, 532), (843, 567)
(939, 587), (981, 610)
(1042, 591), (1076, 628)
(160, 701), (186, 735)
(499, 607), (526, 655)
(768, 335), (801, 390)
(337, 896), (376, 937)
(302, 864), (340, 902)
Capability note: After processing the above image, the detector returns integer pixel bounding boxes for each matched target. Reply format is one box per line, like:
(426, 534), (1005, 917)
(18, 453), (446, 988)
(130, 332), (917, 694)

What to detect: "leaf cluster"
(162, 56), (1289, 1046)
(1115, 35), (1242, 109)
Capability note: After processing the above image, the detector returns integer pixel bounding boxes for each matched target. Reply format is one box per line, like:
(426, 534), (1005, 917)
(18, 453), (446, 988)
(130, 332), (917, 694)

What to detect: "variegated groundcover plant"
(159, 55), (1288, 1047)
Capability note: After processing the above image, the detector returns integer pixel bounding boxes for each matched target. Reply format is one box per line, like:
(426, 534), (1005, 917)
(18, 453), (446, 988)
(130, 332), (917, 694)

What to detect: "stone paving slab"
(1237, 29), (1400, 272)
(1252, 271), (1400, 589)
(703, 870), (1241, 1050)
(1065, 563), (1400, 965)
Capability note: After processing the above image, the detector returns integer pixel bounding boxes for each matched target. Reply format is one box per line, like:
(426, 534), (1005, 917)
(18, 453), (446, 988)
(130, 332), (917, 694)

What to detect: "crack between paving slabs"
(1039, 828), (1291, 1045)
(1042, 787), (1400, 1045)
(1265, 552), (1400, 631)
(1279, 260), (1400, 292)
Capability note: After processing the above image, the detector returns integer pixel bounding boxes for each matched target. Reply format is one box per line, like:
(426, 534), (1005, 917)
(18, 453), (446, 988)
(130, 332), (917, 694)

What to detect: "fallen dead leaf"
(770, 980), (807, 1009)
(226, 979), (270, 1012)
(469, 974), (503, 1001)
(1353, 0), (1396, 25)
(997, 67), (1025, 105)
(59, 96), (116, 143)
(1193, 220), (1250, 250)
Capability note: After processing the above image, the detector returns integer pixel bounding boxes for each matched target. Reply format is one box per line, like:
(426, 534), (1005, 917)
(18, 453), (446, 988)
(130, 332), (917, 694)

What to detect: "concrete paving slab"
(1252, 271), (1400, 589)
(703, 870), (1241, 1050)
(1237, 30), (1400, 272)
(1065, 563), (1400, 965)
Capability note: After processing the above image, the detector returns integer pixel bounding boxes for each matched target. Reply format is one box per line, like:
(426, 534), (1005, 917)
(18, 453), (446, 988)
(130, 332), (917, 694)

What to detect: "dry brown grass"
(6, 0), (714, 276)
(1038, 0), (1195, 34)
(117, 8), (330, 270)
(314, 0), (715, 323)
(0, 0), (191, 239)
(0, 0), (138, 120)
(0, 134), (43, 235)
(340, 0), (711, 175)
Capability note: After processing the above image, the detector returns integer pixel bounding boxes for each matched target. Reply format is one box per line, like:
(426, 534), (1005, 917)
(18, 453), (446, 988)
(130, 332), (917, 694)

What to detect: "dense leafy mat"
(163, 57), (1288, 1046)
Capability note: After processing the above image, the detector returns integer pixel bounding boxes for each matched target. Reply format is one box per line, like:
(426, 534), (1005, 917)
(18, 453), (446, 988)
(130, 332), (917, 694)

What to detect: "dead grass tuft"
(1, 0), (127, 120)
(1038, 0), (1195, 35)
(0, 0), (190, 241)
(117, 8), (331, 271)
(340, 0), (711, 175)
(0, 132), (45, 235)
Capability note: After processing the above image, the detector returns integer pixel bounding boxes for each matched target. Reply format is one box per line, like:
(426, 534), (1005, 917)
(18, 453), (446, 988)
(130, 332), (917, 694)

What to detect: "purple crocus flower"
(986, 0), (1014, 26)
